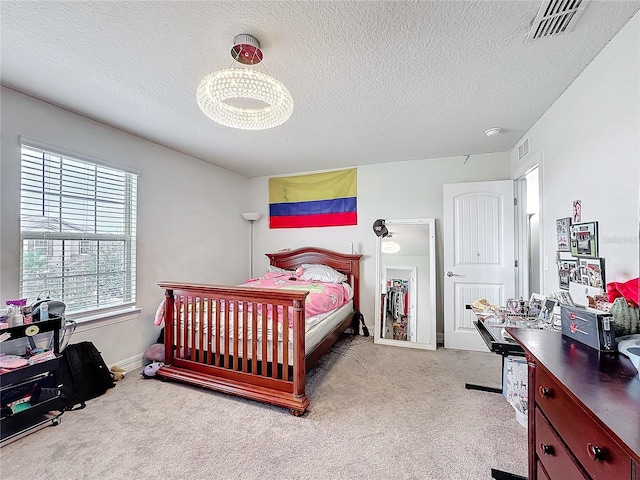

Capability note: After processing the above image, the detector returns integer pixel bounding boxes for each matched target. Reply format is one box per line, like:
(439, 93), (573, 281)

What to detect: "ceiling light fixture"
(196, 34), (293, 130)
(485, 127), (502, 137)
(381, 241), (401, 254)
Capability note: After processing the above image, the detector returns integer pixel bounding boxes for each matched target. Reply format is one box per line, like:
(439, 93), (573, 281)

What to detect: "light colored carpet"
(0, 337), (527, 480)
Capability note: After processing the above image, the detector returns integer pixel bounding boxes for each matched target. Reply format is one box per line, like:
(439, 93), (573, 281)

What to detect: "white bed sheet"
(171, 300), (353, 365)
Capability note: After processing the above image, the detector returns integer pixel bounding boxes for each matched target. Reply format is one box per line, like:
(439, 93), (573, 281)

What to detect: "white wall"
(0, 87), (251, 365)
(511, 12), (640, 293)
(247, 152), (511, 336)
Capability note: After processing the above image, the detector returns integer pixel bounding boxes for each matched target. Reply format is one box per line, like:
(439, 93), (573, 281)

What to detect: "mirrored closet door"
(374, 218), (437, 350)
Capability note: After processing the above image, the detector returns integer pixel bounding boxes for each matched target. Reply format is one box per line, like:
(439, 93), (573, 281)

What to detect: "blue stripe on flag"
(270, 197), (357, 217)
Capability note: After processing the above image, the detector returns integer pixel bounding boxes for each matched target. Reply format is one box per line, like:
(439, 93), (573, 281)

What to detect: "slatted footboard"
(157, 247), (362, 415)
(156, 282), (311, 415)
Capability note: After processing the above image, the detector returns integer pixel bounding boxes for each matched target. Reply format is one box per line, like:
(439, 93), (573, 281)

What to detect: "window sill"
(68, 307), (142, 333)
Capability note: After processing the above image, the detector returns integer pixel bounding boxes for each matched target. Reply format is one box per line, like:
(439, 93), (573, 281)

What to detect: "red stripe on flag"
(270, 212), (357, 228)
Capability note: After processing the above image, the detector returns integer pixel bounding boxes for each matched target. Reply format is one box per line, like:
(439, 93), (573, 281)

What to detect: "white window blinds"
(20, 142), (137, 316)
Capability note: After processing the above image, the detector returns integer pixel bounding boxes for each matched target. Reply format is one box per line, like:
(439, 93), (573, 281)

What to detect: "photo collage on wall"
(555, 206), (605, 291)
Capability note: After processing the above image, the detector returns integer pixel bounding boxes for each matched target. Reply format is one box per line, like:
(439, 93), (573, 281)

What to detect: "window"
(20, 142), (137, 316)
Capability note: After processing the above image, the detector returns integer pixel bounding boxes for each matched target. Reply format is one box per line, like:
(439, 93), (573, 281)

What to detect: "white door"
(443, 181), (516, 351)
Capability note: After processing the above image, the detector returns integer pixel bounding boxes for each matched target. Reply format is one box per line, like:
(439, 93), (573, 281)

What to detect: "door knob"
(446, 271), (463, 277)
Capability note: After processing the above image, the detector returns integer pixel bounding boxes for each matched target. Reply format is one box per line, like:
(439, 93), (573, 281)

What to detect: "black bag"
(58, 341), (115, 410)
(352, 311), (369, 337)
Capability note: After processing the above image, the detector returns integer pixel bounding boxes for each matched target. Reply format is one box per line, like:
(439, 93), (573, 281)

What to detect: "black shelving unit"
(0, 317), (65, 445)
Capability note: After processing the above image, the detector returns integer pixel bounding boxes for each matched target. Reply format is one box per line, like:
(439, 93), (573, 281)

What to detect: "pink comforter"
(155, 273), (350, 330)
(242, 272), (350, 324)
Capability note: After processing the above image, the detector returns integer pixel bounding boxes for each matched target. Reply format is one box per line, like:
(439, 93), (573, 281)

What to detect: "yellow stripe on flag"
(269, 168), (357, 203)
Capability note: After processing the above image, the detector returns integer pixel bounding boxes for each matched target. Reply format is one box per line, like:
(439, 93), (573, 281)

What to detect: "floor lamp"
(241, 212), (263, 278)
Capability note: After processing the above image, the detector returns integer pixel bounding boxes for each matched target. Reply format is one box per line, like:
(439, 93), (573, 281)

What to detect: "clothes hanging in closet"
(387, 284), (408, 320)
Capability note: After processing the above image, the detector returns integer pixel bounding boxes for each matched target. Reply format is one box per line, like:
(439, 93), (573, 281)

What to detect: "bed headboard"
(266, 247), (362, 311)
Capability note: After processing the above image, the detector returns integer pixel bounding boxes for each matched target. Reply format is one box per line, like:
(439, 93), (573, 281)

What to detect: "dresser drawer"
(537, 460), (551, 480)
(536, 365), (632, 480)
(535, 408), (587, 480)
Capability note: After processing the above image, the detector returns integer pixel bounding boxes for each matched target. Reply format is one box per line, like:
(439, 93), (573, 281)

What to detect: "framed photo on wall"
(572, 200), (582, 223)
(578, 257), (606, 289)
(570, 221), (599, 257)
(557, 258), (577, 290)
(556, 217), (571, 252)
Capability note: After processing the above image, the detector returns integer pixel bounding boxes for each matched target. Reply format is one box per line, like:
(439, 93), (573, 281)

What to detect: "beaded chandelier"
(196, 34), (293, 130)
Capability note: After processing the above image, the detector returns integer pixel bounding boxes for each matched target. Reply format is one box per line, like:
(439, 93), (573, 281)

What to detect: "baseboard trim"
(112, 332), (444, 371)
(111, 353), (146, 373)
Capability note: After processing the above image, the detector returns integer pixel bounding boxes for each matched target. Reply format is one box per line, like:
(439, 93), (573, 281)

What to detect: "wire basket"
(506, 313), (540, 327)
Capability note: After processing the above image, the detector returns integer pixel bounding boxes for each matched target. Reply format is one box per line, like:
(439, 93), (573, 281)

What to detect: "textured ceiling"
(1, 1), (638, 178)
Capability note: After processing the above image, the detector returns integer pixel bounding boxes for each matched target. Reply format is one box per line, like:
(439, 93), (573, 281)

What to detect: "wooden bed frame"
(157, 247), (362, 416)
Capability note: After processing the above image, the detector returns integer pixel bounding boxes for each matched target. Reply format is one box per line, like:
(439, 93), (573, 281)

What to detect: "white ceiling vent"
(518, 138), (530, 162)
(527, 0), (591, 42)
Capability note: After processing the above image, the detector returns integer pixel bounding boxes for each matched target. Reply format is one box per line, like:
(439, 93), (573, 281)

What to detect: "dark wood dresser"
(508, 328), (640, 480)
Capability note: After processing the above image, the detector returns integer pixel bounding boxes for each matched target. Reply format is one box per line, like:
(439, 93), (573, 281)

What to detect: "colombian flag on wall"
(269, 168), (357, 228)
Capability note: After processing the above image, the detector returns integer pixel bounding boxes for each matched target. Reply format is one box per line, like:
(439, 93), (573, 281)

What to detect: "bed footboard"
(157, 282), (310, 415)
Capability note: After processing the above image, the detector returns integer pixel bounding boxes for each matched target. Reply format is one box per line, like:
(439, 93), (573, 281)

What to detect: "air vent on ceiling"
(518, 138), (530, 162)
(526, 0), (590, 42)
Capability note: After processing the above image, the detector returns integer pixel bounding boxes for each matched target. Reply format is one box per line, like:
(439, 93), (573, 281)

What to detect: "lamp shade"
(241, 212), (263, 222)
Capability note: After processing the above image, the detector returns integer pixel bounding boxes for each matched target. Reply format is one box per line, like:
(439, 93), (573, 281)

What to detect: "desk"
(469, 313), (529, 480)
(467, 318), (525, 394)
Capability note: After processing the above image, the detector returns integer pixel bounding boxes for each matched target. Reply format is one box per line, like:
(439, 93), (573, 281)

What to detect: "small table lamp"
(241, 212), (263, 277)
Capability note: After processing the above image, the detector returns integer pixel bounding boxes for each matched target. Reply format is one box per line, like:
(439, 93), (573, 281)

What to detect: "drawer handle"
(587, 443), (604, 461)
(539, 386), (552, 398)
(540, 443), (554, 455)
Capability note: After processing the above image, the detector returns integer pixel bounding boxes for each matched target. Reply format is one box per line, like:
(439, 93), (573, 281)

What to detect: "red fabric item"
(607, 277), (639, 307)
